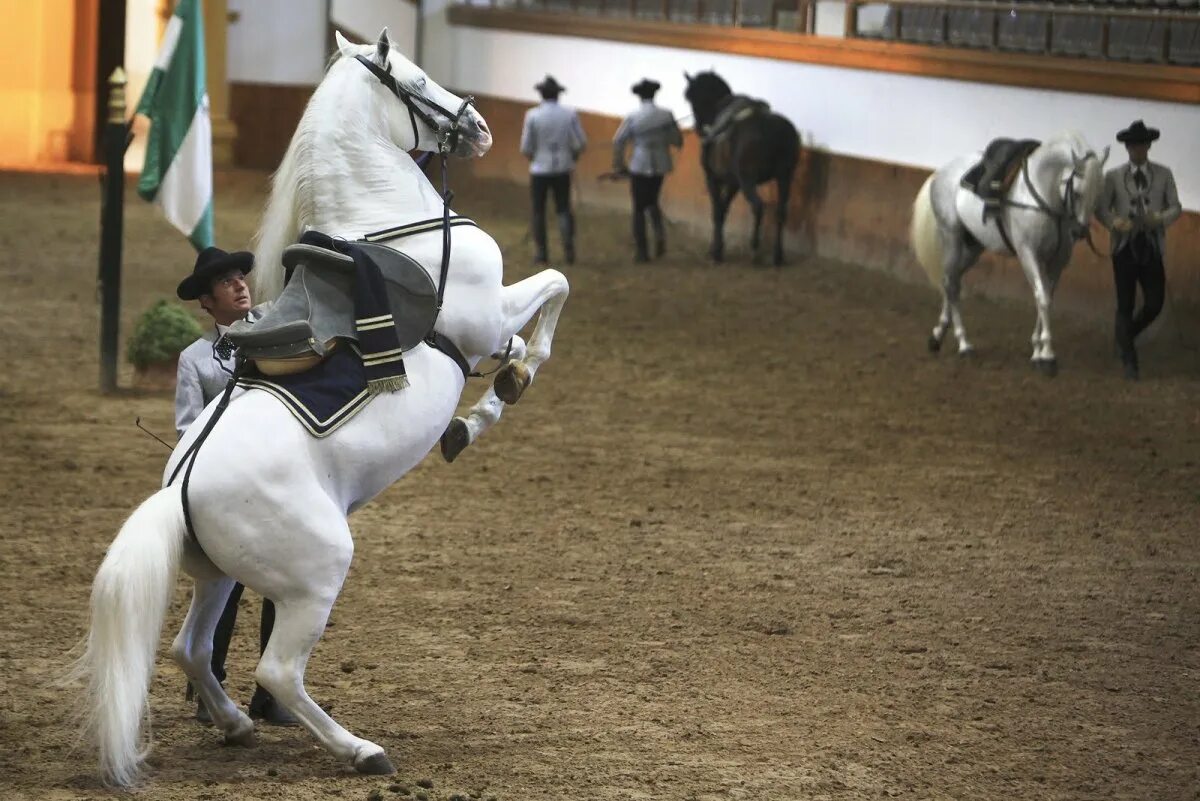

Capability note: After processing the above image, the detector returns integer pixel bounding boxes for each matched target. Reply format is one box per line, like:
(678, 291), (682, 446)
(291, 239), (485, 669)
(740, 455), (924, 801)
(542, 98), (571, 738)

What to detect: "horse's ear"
(1100, 145), (1111, 167)
(334, 30), (355, 58)
(374, 27), (391, 67)
(683, 71), (692, 84)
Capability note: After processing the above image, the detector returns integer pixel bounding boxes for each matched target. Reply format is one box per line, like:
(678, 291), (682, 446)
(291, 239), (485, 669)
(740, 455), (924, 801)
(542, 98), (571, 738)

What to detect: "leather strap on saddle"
(227, 235), (440, 381)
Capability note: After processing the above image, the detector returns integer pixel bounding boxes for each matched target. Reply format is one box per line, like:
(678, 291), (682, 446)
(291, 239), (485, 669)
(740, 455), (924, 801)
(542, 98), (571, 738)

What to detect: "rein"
(352, 54), (482, 373)
(994, 149), (1102, 256)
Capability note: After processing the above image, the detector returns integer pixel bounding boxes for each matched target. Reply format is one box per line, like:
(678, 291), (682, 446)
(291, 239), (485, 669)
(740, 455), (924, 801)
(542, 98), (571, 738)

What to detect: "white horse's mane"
(250, 37), (439, 302)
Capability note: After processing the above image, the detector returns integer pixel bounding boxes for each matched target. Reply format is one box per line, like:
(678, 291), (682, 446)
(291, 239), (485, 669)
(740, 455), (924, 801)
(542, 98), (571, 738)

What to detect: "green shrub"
(126, 300), (203, 367)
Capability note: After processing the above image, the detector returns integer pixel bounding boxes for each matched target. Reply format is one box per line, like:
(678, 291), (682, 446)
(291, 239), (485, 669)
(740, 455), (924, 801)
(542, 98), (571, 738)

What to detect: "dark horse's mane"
(683, 70), (800, 266)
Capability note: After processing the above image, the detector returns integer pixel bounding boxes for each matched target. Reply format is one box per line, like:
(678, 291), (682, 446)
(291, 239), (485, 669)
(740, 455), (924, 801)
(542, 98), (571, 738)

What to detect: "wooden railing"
(845, 0), (1200, 64)
(457, 0), (1200, 64)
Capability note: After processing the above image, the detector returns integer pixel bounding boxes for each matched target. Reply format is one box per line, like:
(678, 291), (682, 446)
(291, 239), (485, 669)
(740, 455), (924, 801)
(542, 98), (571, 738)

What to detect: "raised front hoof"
(494, 361), (531, 405)
(440, 417), (471, 463)
(1033, 358), (1058, 377)
(927, 335), (943, 354)
(354, 751), (396, 776)
(222, 726), (256, 748)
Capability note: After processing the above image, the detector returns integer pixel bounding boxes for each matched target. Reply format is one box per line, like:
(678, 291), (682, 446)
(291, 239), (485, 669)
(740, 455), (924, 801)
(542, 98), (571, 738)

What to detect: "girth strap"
(426, 330), (470, 379)
(362, 215), (477, 243)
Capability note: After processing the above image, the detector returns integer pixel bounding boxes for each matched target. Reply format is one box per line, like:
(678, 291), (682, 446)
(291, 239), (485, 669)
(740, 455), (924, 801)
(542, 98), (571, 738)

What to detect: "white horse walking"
(69, 30), (569, 786)
(910, 130), (1107, 374)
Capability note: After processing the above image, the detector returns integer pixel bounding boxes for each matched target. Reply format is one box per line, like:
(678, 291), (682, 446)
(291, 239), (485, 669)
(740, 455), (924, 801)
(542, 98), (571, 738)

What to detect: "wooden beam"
(447, 6), (1200, 104)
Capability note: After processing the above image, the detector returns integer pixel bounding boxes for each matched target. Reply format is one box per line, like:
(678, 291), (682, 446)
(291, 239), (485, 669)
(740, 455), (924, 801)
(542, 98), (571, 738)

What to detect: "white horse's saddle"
(228, 241), (438, 376)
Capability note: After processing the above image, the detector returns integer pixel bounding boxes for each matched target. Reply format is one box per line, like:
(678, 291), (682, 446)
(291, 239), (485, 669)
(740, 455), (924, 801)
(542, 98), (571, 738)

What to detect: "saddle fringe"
(367, 375), (410, 394)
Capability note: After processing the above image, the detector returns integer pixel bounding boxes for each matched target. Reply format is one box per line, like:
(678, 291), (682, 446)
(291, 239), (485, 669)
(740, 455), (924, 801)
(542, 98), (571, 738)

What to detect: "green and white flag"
(136, 0), (213, 251)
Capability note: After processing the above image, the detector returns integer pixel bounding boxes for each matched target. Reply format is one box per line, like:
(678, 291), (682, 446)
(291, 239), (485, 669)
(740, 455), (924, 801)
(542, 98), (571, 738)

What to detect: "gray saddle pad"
(228, 241), (438, 362)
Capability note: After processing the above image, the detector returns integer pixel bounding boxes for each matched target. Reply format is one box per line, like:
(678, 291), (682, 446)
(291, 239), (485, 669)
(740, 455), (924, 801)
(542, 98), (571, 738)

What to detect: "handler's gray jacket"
(1095, 160), (1182, 256)
(520, 100), (587, 175)
(174, 309), (263, 437)
(613, 101), (683, 176)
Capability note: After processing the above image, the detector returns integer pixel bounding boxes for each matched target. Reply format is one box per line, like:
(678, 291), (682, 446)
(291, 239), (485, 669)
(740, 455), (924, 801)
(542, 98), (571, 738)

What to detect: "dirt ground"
(0, 168), (1196, 801)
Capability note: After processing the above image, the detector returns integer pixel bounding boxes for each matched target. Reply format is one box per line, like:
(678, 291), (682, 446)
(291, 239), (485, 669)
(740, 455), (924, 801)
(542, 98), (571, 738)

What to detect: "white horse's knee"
(254, 657), (295, 698)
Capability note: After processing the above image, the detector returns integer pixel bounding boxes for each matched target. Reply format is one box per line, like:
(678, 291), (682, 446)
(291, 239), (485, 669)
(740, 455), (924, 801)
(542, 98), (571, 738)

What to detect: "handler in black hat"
(175, 247), (295, 726)
(613, 78), (683, 262)
(1095, 120), (1182, 380)
(520, 75), (587, 264)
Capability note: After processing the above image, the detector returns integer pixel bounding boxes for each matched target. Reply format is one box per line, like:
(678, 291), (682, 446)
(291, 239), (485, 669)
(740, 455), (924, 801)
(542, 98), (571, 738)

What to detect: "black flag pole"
(98, 67), (130, 393)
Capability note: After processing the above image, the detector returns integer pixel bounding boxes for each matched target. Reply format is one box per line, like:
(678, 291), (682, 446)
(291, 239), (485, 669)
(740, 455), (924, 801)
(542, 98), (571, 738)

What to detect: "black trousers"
(1112, 235), (1165, 367)
(530, 173), (573, 258)
(630, 175), (666, 258)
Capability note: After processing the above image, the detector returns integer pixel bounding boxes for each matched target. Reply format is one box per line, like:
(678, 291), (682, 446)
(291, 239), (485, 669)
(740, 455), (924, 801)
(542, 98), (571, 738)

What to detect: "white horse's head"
(1054, 131), (1108, 235)
(332, 29), (492, 158)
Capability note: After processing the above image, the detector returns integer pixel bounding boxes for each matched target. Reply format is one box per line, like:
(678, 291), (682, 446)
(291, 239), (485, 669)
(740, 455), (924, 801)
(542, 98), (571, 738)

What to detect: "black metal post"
(98, 67), (128, 394)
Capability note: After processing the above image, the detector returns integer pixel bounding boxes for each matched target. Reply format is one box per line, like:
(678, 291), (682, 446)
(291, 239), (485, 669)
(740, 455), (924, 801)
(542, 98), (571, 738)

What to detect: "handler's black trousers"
(1112, 235), (1165, 369)
(630, 174), (666, 259)
(530, 173), (573, 262)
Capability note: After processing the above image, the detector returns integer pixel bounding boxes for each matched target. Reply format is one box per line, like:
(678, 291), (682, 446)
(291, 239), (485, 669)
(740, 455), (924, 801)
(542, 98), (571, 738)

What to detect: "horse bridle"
(999, 148), (1105, 255)
(353, 53), (511, 377)
(353, 55), (476, 157)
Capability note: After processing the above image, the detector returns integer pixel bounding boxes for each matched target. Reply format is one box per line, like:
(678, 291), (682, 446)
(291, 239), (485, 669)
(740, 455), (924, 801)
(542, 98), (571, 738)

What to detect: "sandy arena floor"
(0, 168), (1197, 801)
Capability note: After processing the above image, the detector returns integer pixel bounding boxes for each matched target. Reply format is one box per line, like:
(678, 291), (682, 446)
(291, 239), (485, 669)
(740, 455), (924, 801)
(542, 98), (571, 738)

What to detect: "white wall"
(442, 25), (1200, 210)
(228, 0), (327, 85)
(331, 0), (419, 61)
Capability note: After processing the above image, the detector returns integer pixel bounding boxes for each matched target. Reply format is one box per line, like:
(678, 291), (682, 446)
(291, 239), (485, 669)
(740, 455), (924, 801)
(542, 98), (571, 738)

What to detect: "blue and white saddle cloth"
(238, 346), (373, 437)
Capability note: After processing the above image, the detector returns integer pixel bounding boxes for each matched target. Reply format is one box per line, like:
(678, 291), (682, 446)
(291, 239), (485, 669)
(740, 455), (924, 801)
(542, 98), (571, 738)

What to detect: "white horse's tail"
(69, 484), (187, 787)
(910, 174), (944, 290)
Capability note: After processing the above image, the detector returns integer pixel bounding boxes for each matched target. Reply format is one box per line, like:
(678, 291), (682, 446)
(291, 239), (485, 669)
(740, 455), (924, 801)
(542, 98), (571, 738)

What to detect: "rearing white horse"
(69, 29), (568, 786)
(910, 130), (1107, 374)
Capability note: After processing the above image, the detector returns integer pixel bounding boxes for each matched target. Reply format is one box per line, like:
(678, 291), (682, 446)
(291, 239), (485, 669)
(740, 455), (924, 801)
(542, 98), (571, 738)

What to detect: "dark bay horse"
(683, 71), (801, 265)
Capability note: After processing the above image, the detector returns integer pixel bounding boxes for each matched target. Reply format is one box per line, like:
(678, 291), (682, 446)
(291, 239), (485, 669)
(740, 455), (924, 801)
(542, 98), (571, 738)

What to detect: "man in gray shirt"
(521, 75), (587, 264)
(174, 248), (294, 726)
(613, 78), (683, 262)
(1094, 120), (1182, 380)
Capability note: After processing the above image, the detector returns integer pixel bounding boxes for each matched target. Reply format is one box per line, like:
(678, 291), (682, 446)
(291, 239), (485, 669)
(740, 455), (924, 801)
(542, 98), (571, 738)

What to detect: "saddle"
(961, 138), (1041, 222)
(227, 240), (438, 376)
(704, 95), (771, 144)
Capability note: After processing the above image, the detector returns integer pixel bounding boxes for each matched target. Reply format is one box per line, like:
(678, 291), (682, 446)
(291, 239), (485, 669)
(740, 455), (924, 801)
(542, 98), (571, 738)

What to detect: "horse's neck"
(1021, 145), (1071, 210)
(308, 141), (447, 235)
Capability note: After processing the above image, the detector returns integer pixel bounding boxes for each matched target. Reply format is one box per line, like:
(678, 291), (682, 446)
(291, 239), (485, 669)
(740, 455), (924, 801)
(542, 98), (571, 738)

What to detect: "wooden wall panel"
(228, 82), (315, 171)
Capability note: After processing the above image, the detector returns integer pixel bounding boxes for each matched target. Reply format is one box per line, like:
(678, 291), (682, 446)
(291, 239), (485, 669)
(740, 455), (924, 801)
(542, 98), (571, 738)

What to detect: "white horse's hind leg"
(170, 577), (256, 745)
(943, 264), (974, 356)
(249, 514), (390, 772)
(493, 269), (570, 404)
(930, 296), (952, 353)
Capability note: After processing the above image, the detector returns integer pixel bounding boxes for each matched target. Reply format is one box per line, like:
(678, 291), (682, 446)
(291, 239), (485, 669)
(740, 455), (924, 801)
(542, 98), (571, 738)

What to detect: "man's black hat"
(1116, 120), (1160, 145)
(535, 75), (566, 97)
(176, 247), (254, 300)
(632, 79), (661, 99)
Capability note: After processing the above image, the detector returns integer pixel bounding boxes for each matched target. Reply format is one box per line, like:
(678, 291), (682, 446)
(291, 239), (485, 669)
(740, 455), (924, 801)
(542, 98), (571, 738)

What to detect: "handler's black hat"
(1116, 120), (1160, 145)
(176, 247), (254, 300)
(535, 75), (566, 97)
(632, 78), (661, 99)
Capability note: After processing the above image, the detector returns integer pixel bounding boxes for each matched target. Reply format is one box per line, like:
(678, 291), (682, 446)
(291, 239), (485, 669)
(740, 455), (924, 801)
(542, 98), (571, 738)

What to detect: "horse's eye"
(418, 76), (428, 90)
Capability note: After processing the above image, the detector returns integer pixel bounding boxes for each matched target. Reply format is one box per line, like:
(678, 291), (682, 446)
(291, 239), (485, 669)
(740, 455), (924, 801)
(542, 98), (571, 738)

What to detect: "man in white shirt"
(175, 247), (295, 726)
(520, 75), (587, 265)
(613, 78), (683, 262)
(1095, 120), (1182, 380)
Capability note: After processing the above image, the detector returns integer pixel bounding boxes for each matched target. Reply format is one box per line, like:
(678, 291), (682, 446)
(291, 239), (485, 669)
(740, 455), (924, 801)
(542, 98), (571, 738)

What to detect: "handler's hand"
(1111, 217), (1133, 233)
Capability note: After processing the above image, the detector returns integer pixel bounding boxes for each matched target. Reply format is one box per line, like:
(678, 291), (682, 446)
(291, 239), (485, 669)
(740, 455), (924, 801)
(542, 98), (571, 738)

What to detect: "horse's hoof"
(222, 727), (255, 748)
(1037, 359), (1058, 377)
(927, 335), (942, 354)
(494, 361), (531, 405)
(440, 417), (471, 463)
(355, 751), (396, 775)
(957, 347), (975, 359)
